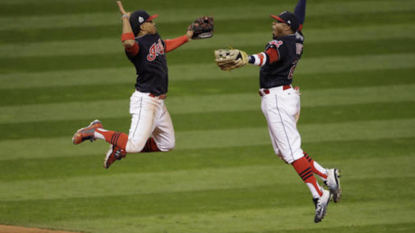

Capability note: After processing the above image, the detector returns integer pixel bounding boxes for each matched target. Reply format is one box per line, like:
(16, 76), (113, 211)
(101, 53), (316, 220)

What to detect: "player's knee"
(125, 141), (147, 153)
(276, 153), (291, 164)
(279, 150), (304, 164)
(159, 139), (175, 152)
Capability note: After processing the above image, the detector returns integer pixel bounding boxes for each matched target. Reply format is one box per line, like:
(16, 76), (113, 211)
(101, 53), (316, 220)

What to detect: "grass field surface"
(1, 0), (414, 232)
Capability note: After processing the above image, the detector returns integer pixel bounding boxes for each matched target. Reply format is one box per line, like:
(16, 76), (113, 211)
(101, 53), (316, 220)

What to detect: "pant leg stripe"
(131, 97), (143, 139)
(274, 94), (295, 162)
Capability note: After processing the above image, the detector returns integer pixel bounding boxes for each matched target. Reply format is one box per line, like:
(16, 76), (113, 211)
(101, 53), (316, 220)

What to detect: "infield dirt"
(0, 225), (81, 233)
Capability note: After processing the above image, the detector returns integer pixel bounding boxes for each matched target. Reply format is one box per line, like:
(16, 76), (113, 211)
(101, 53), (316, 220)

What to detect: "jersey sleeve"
(248, 52), (268, 66)
(294, 0), (306, 31)
(125, 43), (139, 56)
(266, 40), (285, 63)
(248, 40), (284, 66)
(121, 32), (139, 57)
(164, 35), (189, 53)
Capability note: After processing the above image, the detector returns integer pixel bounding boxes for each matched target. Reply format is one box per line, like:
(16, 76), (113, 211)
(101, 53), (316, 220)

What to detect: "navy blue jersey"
(259, 31), (304, 88)
(127, 33), (168, 95)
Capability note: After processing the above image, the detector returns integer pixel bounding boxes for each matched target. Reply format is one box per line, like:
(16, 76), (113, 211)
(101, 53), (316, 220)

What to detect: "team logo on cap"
(138, 16), (144, 23)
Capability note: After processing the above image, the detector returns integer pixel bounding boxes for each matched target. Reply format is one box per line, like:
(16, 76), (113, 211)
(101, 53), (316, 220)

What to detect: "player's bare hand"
(116, 1), (130, 18)
(186, 30), (194, 40)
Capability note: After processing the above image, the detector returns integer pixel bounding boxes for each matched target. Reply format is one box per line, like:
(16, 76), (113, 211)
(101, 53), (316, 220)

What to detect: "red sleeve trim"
(265, 47), (279, 64)
(164, 35), (189, 53)
(121, 33), (135, 42)
(258, 53), (265, 66)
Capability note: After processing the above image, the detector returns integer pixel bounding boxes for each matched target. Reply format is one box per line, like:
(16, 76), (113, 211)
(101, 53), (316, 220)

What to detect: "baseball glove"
(214, 49), (249, 70)
(188, 16), (214, 39)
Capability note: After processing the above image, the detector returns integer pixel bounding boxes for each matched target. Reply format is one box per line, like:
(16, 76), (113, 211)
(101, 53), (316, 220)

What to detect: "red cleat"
(72, 120), (103, 145)
(104, 144), (127, 169)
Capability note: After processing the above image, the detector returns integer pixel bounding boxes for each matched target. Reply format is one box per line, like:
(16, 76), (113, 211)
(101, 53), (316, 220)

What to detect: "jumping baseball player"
(72, 1), (213, 169)
(214, 0), (341, 223)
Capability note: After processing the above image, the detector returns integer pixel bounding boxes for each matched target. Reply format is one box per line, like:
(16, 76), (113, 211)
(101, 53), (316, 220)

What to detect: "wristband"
(122, 15), (129, 19)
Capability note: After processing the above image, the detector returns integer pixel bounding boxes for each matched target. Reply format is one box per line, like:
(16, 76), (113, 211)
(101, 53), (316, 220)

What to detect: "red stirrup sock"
(303, 151), (328, 180)
(95, 128), (128, 150)
(292, 157), (323, 198)
(140, 137), (161, 153)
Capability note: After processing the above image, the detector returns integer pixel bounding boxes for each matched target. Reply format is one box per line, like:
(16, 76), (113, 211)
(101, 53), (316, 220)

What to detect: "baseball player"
(215, 0), (341, 223)
(72, 1), (213, 169)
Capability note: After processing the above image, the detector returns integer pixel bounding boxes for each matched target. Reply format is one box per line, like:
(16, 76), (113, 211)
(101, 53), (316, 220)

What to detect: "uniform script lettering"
(147, 39), (165, 61)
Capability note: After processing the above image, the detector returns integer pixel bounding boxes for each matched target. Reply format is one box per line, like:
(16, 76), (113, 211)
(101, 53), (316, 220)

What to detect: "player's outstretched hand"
(116, 1), (130, 18)
(186, 29), (194, 40)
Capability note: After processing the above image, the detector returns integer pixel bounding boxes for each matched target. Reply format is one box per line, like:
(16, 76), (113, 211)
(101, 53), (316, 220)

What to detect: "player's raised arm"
(117, 1), (136, 49)
(294, 0), (306, 30)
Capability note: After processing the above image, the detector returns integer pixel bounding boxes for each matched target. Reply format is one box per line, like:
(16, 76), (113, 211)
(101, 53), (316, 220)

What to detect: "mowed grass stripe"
(0, 184), (302, 224)
(0, 0), (394, 16)
(174, 119), (415, 150)
(1, 54), (414, 90)
(1, 1), (413, 30)
(1, 84), (414, 123)
(49, 205), (415, 233)
(1, 102), (414, 141)
(0, 177), (413, 226)
(0, 165), (289, 201)
(1, 118), (413, 161)
(0, 154), (413, 202)
(2, 11), (415, 44)
(1, 1), (413, 232)
(2, 39), (414, 73)
(3, 68), (415, 106)
(2, 138), (413, 181)
(0, 0), (99, 5)
(2, 24), (414, 58)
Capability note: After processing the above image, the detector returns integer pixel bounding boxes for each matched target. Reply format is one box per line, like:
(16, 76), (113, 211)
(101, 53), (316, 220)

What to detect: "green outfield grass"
(1, 0), (414, 232)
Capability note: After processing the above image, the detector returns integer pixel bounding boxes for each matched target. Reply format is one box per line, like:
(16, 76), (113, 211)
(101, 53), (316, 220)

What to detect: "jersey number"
(288, 43), (303, 79)
(288, 59), (298, 79)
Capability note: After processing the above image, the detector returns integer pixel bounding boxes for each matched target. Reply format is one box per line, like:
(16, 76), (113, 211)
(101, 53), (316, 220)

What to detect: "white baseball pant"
(126, 90), (175, 153)
(260, 85), (304, 164)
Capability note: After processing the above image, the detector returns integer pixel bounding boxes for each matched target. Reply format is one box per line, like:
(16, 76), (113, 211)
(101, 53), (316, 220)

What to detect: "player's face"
(272, 21), (288, 38)
(142, 21), (158, 34)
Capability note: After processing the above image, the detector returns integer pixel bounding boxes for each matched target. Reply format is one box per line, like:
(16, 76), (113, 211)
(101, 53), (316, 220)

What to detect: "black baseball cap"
(130, 10), (158, 35)
(270, 11), (300, 32)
